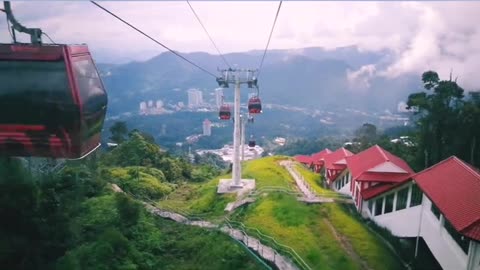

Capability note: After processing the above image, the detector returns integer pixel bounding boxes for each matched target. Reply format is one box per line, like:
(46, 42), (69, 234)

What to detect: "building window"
(396, 188), (408, 211)
(410, 184), (423, 207)
(444, 219), (470, 254)
(368, 200), (374, 214)
(384, 193), (395, 214)
(374, 198), (383, 216)
(431, 203), (441, 220)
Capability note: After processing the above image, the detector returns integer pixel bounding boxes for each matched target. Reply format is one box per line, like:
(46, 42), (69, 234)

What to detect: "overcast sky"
(2, 1), (480, 89)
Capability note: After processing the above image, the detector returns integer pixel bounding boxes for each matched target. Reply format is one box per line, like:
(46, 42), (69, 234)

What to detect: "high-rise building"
(156, 100), (163, 108)
(215, 88), (223, 108)
(188, 89), (203, 108)
(139, 101), (147, 115)
(202, 119), (211, 136)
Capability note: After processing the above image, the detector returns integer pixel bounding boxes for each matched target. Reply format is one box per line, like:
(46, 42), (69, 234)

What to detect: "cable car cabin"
(218, 104), (231, 120)
(248, 139), (256, 148)
(248, 96), (262, 114)
(0, 44), (108, 159)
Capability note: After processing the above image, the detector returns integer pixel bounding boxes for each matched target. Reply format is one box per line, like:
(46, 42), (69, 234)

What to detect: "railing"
(224, 217), (312, 270)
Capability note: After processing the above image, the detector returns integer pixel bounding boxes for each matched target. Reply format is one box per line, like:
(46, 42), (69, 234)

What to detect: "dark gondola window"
(0, 61), (71, 126)
(72, 56), (107, 140)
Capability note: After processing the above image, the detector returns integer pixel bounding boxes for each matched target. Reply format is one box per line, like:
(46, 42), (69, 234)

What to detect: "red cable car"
(0, 43), (108, 159)
(218, 104), (231, 120)
(248, 96), (262, 114)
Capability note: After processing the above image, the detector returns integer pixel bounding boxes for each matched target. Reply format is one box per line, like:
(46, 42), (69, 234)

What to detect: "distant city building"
(203, 119), (212, 136)
(156, 100), (163, 108)
(215, 88), (223, 108)
(273, 137), (286, 146)
(196, 144), (264, 163)
(188, 89), (203, 108)
(138, 99), (170, 115)
(139, 101), (147, 115)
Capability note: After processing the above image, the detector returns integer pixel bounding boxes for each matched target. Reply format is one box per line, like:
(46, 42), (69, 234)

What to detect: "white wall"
(420, 196), (468, 270)
(373, 205), (422, 237)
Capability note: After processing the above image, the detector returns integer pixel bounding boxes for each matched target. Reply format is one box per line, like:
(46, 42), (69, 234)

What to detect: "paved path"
(221, 227), (299, 270)
(225, 197), (256, 212)
(280, 161), (334, 203)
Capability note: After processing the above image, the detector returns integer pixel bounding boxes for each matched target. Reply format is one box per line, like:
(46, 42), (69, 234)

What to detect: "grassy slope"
(157, 156), (403, 270)
(157, 156), (296, 217)
(237, 158), (403, 270)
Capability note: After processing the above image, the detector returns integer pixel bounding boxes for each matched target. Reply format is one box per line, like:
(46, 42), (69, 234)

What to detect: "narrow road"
(280, 160), (334, 203)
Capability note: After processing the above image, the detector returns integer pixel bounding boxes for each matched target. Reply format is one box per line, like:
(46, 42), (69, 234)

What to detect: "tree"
(354, 123), (378, 148)
(407, 70), (466, 167)
(109, 121), (129, 143)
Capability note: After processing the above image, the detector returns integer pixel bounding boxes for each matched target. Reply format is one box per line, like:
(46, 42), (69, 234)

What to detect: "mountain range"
(96, 46), (422, 116)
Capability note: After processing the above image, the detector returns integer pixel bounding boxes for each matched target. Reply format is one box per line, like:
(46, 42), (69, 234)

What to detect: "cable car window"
(72, 56), (107, 140)
(0, 60), (71, 125)
(72, 56), (106, 109)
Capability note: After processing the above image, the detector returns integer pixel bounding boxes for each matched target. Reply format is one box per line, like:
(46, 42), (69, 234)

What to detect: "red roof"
(413, 156), (480, 241)
(294, 155), (312, 164)
(356, 172), (411, 182)
(310, 149), (332, 163)
(323, 147), (353, 170)
(345, 145), (413, 181)
(362, 182), (407, 200)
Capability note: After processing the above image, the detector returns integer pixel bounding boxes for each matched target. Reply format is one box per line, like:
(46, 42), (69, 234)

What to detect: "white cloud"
(347, 64), (376, 90)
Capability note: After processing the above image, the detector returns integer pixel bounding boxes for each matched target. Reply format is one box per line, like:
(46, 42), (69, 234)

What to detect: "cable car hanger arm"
(3, 1), (42, 44)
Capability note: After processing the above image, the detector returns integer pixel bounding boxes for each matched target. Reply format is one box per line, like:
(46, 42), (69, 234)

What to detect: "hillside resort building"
(295, 145), (480, 270)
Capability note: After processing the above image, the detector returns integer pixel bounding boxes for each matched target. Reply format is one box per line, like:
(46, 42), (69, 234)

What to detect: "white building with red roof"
(321, 147), (354, 194)
(293, 155), (312, 166)
(362, 156), (480, 270)
(294, 148), (332, 172)
(344, 145), (414, 210)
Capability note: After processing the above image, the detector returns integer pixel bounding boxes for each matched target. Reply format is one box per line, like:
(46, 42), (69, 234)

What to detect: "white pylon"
(216, 68), (257, 188)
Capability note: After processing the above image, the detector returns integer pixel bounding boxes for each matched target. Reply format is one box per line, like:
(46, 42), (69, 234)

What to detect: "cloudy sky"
(1, 1), (480, 89)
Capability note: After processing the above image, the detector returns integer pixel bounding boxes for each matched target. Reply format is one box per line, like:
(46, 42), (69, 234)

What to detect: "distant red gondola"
(219, 104), (231, 120)
(0, 44), (108, 159)
(248, 96), (262, 114)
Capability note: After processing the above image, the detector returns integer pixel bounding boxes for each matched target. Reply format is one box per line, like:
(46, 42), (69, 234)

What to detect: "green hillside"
(159, 155), (404, 270)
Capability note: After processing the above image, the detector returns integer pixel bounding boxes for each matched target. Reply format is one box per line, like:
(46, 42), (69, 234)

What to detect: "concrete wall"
(420, 196), (468, 270)
(373, 205), (422, 237)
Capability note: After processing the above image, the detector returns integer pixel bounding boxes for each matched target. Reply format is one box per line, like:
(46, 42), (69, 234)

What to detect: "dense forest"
(0, 131), (260, 270)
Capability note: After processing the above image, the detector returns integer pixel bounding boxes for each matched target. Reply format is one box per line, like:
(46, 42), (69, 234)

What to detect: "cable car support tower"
(216, 68), (257, 194)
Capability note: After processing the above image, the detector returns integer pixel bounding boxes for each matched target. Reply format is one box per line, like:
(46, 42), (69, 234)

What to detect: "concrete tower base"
(217, 179), (256, 196)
